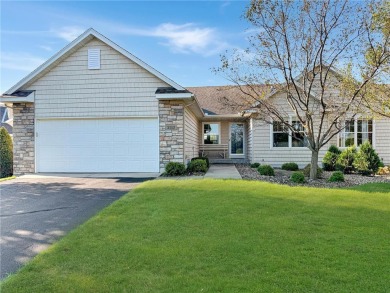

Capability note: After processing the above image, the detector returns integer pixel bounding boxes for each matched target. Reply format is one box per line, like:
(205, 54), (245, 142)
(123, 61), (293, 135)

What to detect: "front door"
(229, 123), (245, 158)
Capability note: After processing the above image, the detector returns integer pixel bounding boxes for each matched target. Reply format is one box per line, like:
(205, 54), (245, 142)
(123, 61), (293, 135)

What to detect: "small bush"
(250, 162), (260, 168)
(329, 171), (345, 182)
(0, 127), (13, 178)
(303, 164), (323, 178)
(353, 141), (381, 176)
(336, 146), (357, 174)
(322, 145), (341, 171)
(187, 159), (208, 173)
(165, 162), (186, 176)
(258, 165), (275, 176)
(191, 157), (209, 168)
(281, 162), (299, 171)
(290, 172), (305, 183)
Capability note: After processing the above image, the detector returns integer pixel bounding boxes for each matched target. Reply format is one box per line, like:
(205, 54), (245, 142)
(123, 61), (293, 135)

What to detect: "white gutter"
(1, 92), (35, 103)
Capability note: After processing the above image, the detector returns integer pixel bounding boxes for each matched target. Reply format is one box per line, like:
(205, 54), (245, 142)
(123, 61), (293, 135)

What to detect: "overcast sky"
(1, 1), (255, 93)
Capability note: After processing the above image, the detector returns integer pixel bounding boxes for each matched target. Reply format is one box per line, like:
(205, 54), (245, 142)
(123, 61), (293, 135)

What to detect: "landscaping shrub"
(165, 162), (186, 176)
(250, 162), (260, 168)
(281, 162), (299, 171)
(303, 164), (323, 178)
(187, 159), (208, 173)
(191, 157), (209, 168)
(329, 171), (345, 182)
(353, 141), (381, 176)
(290, 171), (305, 183)
(336, 146), (357, 174)
(0, 127), (13, 178)
(322, 145), (341, 171)
(257, 165), (275, 176)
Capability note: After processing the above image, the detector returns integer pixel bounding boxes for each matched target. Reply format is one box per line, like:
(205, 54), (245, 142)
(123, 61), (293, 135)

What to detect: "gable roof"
(4, 28), (185, 95)
(187, 85), (270, 115)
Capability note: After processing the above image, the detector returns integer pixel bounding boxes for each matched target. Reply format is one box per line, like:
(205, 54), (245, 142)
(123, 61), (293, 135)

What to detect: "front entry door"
(230, 123), (245, 158)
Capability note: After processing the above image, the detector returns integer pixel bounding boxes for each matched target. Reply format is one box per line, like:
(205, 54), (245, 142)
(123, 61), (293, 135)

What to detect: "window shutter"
(88, 48), (100, 69)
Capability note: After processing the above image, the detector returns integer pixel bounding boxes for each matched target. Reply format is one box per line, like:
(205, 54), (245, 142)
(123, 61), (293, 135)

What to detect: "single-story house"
(2, 28), (389, 175)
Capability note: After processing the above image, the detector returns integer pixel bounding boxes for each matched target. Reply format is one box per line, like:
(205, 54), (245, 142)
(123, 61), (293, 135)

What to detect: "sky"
(0, 0), (254, 94)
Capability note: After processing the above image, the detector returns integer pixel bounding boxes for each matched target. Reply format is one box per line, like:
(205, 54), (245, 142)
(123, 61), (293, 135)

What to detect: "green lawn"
(2, 180), (390, 293)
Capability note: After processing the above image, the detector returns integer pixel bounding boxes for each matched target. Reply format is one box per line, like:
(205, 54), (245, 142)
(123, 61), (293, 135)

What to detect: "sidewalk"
(204, 164), (242, 179)
(157, 164), (242, 180)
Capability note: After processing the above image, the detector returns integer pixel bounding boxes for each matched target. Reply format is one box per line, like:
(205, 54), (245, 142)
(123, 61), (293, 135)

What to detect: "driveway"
(0, 176), (150, 279)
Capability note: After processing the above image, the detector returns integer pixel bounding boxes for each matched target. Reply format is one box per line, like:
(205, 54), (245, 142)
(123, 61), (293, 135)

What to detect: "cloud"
(52, 26), (85, 42)
(39, 45), (53, 52)
(117, 22), (230, 57)
(0, 52), (46, 71)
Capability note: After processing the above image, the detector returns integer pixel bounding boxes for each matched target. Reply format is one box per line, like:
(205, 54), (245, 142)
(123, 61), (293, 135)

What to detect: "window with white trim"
(272, 119), (307, 148)
(203, 123), (220, 144)
(339, 119), (373, 147)
(272, 121), (289, 147)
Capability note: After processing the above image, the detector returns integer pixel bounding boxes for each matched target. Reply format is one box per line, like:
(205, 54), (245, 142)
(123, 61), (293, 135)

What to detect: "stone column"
(158, 101), (185, 172)
(12, 103), (35, 175)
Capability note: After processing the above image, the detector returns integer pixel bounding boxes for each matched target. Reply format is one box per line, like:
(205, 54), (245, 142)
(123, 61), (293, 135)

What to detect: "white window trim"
(337, 118), (375, 149)
(1, 107), (8, 123)
(202, 122), (221, 145)
(270, 116), (308, 150)
(229, 122), (246, 158)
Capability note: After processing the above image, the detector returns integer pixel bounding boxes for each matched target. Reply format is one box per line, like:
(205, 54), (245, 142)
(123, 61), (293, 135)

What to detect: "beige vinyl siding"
(184, 107), (200, 163)
(247, 119), (253, 162)
(374, 118), (390, 165)
(252, 119), (329, 168)
(23, 38), (169, 118)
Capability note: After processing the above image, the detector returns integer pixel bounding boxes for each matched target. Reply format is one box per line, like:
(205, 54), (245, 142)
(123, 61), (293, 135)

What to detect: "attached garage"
(36, 118), (159, 173)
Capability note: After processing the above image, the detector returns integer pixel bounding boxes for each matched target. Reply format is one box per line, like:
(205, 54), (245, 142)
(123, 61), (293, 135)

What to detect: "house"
(0, 103), (13, 135)
(1, 28), (389, 175)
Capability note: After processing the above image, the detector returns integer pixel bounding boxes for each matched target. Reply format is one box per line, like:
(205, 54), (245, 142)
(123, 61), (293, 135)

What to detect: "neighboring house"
(1, 28), (389, 175)
(0, 103), (13, 135)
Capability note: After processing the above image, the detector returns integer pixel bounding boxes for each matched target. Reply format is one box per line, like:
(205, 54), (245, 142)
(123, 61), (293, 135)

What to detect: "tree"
(0, 127), (13, 178)
(215, 0), (390, 179)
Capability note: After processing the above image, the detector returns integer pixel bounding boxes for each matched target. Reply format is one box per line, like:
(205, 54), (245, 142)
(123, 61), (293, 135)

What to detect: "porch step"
(209, 158), (248, 164)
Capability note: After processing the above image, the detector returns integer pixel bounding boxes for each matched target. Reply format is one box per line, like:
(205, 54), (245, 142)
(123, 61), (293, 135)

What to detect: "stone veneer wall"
(159, 101), (185, 171)
(13, 103), (35, 175)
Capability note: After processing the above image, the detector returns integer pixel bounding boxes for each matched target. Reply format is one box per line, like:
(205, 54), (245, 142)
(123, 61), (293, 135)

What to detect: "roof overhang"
(201, 113), (250, 121)
(1, 91), (35, 103)
(155, 92), (194, 100)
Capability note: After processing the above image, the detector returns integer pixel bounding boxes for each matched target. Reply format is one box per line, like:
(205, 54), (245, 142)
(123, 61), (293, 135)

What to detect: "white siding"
(184, 107), (200, 163)
(375, 118), (390, 165)
(24, 38), (169, 118)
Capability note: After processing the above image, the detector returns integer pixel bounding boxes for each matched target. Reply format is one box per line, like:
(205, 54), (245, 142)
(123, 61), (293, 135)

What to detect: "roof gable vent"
(88, 48), (100, 69)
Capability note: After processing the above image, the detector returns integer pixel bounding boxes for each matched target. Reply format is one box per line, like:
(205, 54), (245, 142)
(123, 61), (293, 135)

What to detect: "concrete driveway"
(0, 175), (151, 279)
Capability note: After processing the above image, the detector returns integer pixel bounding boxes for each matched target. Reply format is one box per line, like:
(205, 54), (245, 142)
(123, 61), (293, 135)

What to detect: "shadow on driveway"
(0, 177), (151, 279)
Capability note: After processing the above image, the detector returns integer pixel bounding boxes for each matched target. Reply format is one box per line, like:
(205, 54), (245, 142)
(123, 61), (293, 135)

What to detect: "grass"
(0, 176), (15, 182)
(1, 180), (390, 292)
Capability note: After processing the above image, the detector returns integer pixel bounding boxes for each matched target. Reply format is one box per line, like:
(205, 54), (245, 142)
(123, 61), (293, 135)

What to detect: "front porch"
(198, 120), (249, 162)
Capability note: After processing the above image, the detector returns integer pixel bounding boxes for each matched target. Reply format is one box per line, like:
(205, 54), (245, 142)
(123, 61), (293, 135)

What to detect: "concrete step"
(209, 158), (248, 164)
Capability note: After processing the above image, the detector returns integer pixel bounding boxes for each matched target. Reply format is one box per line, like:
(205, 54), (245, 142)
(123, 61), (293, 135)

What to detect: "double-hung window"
(272, 118), (307, 148)
(339, 119), (373, 147)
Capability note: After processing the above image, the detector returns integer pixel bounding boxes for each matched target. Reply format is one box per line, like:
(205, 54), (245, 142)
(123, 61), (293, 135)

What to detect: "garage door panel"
(37, 118), (159, 172)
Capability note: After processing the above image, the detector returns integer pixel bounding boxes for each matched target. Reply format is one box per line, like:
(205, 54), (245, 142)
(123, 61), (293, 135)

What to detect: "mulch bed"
(236, 164), (390, 188)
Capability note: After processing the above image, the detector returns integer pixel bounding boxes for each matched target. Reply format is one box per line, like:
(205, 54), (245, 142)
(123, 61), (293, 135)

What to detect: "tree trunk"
(310, 149), (319, 180)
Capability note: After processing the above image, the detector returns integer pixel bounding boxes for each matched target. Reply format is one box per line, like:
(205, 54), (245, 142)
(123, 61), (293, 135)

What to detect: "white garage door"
(36, 118), (159, 172)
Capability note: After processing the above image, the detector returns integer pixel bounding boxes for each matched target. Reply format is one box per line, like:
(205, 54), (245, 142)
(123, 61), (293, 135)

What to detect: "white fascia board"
(156, 93), (194, 100)
(1, 92), (35, 103)
(5, 28), (185, 94)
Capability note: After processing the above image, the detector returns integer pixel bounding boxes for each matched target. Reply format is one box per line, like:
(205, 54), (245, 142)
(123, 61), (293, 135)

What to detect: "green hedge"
(0, 127), (13, 178)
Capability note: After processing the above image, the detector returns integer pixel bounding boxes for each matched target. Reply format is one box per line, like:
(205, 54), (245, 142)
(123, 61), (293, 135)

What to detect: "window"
(339, 119), (373, 147)
(291, 120), (307, 147)
(203, 123), (220, 144)
(273, 121), (289, 147)
(272, 119), (307, 148)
